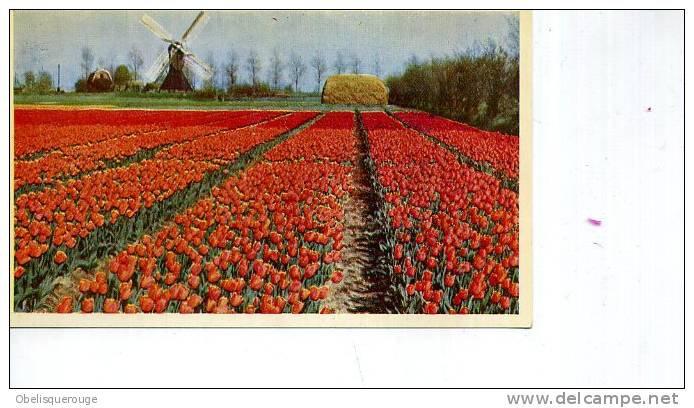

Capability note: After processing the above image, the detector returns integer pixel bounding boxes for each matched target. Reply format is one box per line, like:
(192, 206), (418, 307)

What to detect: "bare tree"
(310, 52), (327, 92)
(372, 54), (382, 77)
(505, 15), (520, 59)
(288, 51), (306, 92)
(246, 49), (262, 87)
(205, 52), (217, 89)
(97, 57), (115, 76)
(128, 47), (144, 80)
(350, 54), (362, 74)
(333, 50), (346, 74)
(269, 49), (284, 90)
(80, 47), (94, 79)
(225, 51), (239, 91)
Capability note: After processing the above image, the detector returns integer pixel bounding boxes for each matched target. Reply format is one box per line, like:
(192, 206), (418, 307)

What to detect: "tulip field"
(12, 107), (519, 315)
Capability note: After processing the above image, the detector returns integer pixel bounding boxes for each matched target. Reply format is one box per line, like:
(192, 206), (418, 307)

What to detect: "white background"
(2, 3), (689, 407)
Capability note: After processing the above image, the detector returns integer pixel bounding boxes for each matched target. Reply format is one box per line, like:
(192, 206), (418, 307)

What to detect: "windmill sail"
(181, 11), (208, 44)
(184, 53), (213, 82)
(141, 14), (174, 43)
(143, 49), (169, 83)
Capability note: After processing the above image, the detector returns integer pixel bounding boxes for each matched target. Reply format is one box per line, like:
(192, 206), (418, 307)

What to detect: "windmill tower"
(141, 11), (213, 92)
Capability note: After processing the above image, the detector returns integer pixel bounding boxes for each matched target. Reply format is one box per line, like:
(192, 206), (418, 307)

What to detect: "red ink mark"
(588, 218), (602, 226)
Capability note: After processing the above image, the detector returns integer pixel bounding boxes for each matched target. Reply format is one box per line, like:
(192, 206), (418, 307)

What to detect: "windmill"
(141, 11), (213, 92)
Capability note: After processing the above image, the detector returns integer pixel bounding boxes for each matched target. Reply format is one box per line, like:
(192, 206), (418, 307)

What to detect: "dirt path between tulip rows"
(322, 113), (392, 313)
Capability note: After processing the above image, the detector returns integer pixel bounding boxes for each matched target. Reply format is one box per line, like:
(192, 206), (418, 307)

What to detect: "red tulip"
(187, 294), (203, 309)
(81, 298), (94, 313)
(56, 296), (72, 313)
(78, 279), (91, 293)
(103, 298), (119, 313)
(330, 270), (344, 283)
(291, 301), (304, 313)
(54, 250), (68, 265)
(230, 293), (244, 308)
(394, 244), (403, 260)
(179, 302), (194, 314)
(207, 285), (221, 301)
(139, 296), (154, 313)
(154, 298), (168, 313)
(187, 274), (201, 289)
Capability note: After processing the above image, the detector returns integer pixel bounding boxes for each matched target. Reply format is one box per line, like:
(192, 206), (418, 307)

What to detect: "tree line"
(17, 44), (387, 95)
(200, 48), (384, 96)
(386, 43), (519, 135)
(386, 19), (519, 135)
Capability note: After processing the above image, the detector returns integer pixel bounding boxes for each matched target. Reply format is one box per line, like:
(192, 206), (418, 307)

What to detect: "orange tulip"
(89, 280), (100, 294)
(318, 286), (329, 300)
(291, 301), (304, 314)
(95, 271), (107, 284)
(207, 284), (221, 301)
(154, 298), (168, 313)
(139, 296), (154, 313)
(187, 274), (201, 289)
(56, 296), (72, 313)
(187, 294), (203, 309)
(103, 298), (119, 313)
(54, 250), (68, 265)
(119, 281), (132, 301)
(179, 302), (194, 314)
(78, 279), (91, 293)
(230, 293), (244, 308)
(81, 298), (94, 313)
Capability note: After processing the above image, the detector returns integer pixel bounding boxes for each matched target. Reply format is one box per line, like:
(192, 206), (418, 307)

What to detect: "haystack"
(321, 74), (388, 105)
(87, 69), (114, 92)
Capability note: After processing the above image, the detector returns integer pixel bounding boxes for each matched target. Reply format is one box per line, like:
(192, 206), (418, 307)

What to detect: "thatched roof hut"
(321, 74), (388, 105)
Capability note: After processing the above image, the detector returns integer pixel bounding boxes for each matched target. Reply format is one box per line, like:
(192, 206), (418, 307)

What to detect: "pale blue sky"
(13, 10), (517, 91)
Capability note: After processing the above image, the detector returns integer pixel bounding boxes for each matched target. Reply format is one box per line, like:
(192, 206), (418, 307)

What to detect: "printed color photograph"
(10, 10), (530, 327)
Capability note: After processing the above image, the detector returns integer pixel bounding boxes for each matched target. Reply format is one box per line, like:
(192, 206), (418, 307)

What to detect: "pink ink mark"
(587, 218), (602, 226)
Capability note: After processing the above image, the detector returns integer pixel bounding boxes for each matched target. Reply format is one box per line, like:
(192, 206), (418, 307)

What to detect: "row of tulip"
(394, 111), (520, 179)
(13, 109), (240, 158)
(361, 112), (519, 314)
(14, 111), (284, 191)
(55, 111), (358, 313)
(14, 111), (319, 311)
(156, 112), (317, 164)
(14, 108), (234, 127)
(264, 111), (357, 163)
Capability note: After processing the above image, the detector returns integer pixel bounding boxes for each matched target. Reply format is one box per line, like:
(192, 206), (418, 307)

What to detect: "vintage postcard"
(10, 10), (532, 327)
